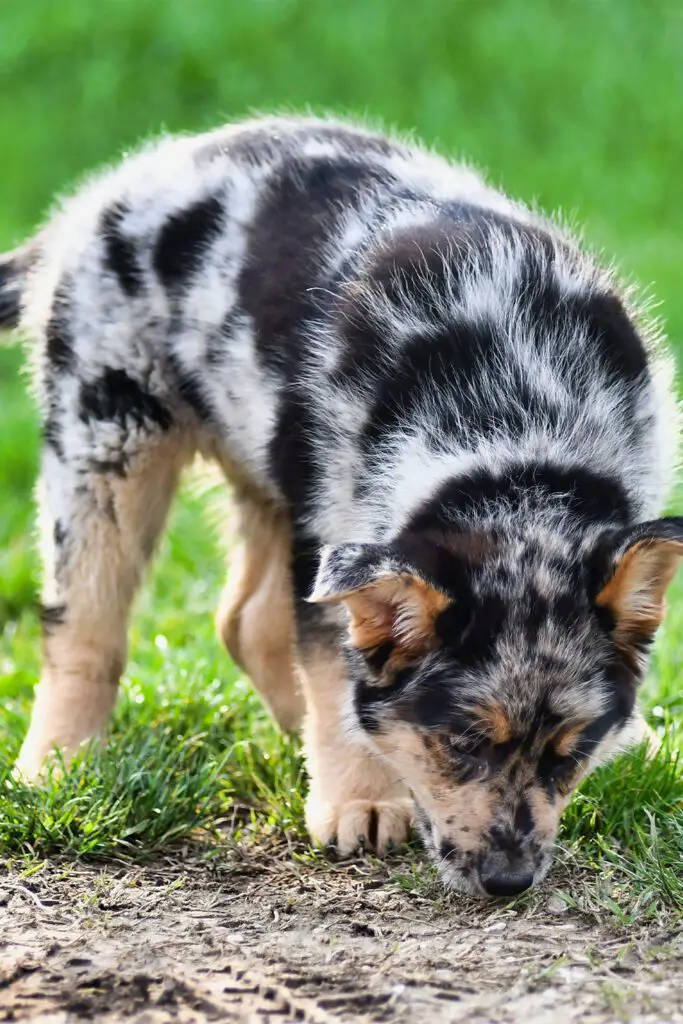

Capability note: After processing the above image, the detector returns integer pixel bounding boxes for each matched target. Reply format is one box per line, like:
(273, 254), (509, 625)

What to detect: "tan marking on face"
(527, 784), (565, 842)
(373, 722), (495, 854)
(553, 721), (588, 758)
(472, 703), (512, 744)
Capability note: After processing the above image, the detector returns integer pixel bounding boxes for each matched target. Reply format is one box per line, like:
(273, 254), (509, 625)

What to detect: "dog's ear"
(308, 543), (450, 656)
(590, 518), (683, 663)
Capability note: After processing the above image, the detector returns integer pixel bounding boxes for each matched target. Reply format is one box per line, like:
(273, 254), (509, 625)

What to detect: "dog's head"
(310, 518), (683, 896)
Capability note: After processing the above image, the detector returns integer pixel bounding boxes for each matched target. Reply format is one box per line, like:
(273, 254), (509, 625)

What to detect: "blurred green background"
(2, 0), (682, 332)
(2, 0), (683, 648)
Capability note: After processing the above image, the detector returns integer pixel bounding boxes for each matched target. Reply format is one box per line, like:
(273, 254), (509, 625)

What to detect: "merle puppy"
(1, 116), (681, 897)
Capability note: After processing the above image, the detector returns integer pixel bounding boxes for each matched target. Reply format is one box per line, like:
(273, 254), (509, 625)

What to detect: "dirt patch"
(1, 847), (682, 1023)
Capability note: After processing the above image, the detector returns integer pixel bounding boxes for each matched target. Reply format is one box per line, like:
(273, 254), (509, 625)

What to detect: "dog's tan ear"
(594, 519), (683, 661)
(309, 544), (449, 655)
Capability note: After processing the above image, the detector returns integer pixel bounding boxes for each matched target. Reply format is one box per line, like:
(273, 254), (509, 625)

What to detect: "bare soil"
(1, 843), (682, 1024)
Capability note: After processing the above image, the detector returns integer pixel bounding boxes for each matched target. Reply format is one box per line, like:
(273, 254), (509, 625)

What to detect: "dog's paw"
(306, 795), (413, 856)
(13, 744), (54, 784)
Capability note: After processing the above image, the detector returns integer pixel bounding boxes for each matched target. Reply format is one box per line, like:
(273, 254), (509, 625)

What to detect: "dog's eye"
(457, 754), (490, 782)
(539, 750), (577, 794)
(445, 737), (490, 781)
(550, 759), (577, 793)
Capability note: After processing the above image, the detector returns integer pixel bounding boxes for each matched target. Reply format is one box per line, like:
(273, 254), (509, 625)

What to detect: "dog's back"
(3, 116), (676, 545)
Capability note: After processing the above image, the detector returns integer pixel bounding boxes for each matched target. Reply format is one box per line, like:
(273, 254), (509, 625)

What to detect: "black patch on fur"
(269, 388), (333, 603)
(354, 667), (416, 733)
(536, 747), (573, 795)
(522, 698), (564, 754)
(335, 218), (563, 473)
(43, 416), (65, 459)
(514, 798), (534, 836)
(394, 529), (477, 598)
(53, 520), (67, 548)
(523, 592), (550, 646)
(397, 677), (479, 734)
(239, 157), (391, 379)
(552, 592), (582, 627)
(355, 687), (382, 733)
(439, 839), (458, 863)
(410, 675), (463, 729)
(167, 350), (214, 422)
(355, 325), (497, 460)
(574, 693), (633, 761)
(39, 602), (66, 632)
(79, 368), (172, 431)
(90, 458), (127, 477)
(291, 530), (323, 606)
(593, 602), (617, 635)
(575, 290), (648, 383)
(44, 283), (76, 374)
(434, 601), (475, 644)
(488, 824), (521, 854)
(154, 196), (225, 287)
(409, 463), (632, 532)
(45, 319), (75, 375)
(365, 640), (395, 673)
(101, 202), (145, 297)
(194, 126), (278, 167)
(0, 281), (21, 329)
(269, 396), (319, 510)
(0, 242), (40, 328)
(537, 690), (632, 795)
(46, 322), (74, 373)
(443, 593), (508, 671)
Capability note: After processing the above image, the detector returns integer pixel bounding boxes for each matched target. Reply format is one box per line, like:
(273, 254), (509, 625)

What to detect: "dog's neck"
(398, 458), (632, 549)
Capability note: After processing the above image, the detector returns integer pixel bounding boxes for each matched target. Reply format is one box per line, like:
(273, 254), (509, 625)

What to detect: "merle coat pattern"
(2, 116), (681, 897)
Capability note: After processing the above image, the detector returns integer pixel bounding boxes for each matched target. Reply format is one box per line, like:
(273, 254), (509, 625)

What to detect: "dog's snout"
(480, 866), (534, 898)
(488, 823), (522, 853)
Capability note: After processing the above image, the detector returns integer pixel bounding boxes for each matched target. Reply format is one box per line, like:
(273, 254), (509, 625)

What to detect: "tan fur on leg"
(216, 497), (303, 732)
(16, 433), (193, 780)
(299, 644), (413, 855)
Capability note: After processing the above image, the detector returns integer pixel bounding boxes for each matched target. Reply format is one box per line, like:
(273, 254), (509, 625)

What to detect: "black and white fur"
(2, 115), (680, 897)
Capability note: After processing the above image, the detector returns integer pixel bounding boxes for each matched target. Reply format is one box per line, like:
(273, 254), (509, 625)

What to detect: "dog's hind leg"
(216, 497), (303, 733)
(15, 427), (193, 780)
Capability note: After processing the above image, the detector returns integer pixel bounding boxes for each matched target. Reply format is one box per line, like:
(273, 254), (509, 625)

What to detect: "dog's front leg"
(298, 642), (413, 855)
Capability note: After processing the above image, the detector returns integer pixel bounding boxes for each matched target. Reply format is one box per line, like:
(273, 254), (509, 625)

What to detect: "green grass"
(1, 0), (683, 918)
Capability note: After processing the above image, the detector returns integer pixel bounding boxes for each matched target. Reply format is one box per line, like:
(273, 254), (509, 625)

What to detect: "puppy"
(1, 116), (680, 896)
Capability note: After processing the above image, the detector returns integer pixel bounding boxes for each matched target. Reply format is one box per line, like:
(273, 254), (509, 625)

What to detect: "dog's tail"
(0, 242), (36, 333)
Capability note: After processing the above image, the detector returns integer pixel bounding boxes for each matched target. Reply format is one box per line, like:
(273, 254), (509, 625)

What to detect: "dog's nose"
(480, 868), (534, 898)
